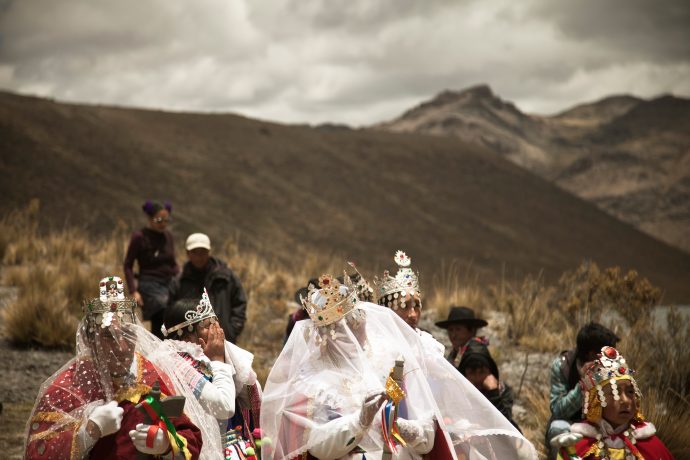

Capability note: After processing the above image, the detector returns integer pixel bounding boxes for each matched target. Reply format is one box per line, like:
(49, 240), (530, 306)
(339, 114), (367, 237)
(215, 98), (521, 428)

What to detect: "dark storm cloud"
(531, 0), (690, 64)
(0, 0), (688, 124)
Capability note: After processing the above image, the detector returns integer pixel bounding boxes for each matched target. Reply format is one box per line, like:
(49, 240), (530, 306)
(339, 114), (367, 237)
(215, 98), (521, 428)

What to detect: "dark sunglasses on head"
(152, 217), (171, 223)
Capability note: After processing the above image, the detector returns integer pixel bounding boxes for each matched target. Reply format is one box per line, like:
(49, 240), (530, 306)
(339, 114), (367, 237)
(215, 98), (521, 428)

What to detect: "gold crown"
(83, 276), (137, 329)
(347, 261), (374, 303)
(301, 274), (358, 327)
(374, 250), (421, 309)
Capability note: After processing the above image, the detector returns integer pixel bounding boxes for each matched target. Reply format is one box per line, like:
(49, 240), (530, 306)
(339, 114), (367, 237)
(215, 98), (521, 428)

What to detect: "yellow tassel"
(585, 391), (602, 423)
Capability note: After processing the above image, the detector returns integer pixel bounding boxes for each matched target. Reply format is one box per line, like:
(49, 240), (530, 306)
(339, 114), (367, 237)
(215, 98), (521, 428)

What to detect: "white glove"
(88, 401), (124, 437)
(396, 418), (424, 444)
(129, 423), (171, 455)
(550, 431), (583, 448)
(358, 390), (386, 428)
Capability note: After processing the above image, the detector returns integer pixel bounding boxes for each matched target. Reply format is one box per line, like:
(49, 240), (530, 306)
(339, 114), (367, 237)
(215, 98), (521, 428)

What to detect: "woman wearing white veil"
(261, 274), (536, 460)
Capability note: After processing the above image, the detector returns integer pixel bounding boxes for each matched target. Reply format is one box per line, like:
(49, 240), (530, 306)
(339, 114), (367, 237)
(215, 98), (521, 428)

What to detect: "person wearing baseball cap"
(435, 306), (489, 368)
(169, 233), (247, 343)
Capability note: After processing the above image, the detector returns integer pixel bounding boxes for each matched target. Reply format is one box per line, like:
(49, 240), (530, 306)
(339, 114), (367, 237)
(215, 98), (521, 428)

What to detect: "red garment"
(25, 355), (202, 460)
(574, 421), (674, 460)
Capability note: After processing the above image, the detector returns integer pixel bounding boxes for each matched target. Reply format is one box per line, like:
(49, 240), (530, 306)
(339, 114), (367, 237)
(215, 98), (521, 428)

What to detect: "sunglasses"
(152, 217), (171, 223)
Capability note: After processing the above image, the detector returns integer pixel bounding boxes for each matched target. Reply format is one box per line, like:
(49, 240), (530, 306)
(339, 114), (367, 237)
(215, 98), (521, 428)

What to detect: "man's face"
(602, 379), (637, 428)
(393, 291), (421, 329)
(94, 320), (135, 379)
(447, 323), (476, 350)
(187, 248), (210, 270)
(464, 365), (491, 391)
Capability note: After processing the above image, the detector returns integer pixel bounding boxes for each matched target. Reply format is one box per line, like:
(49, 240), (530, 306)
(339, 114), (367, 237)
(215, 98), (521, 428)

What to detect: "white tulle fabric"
(24, 316), (223, 460)
(261, 302), (536, 460)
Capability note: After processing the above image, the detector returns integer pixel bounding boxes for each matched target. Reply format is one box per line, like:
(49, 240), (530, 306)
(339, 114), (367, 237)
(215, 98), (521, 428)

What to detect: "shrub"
(2, 265), (78, 348)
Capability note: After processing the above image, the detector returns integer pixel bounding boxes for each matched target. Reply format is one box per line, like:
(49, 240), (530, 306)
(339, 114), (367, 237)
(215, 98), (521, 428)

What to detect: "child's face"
(464, 365), (491, 391)
(602, 379), (637, 428)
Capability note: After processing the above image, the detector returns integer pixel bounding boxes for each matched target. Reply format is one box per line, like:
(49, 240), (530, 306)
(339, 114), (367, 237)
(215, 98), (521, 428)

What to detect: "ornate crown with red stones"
(83, 276), (137, 328)
(301, 274), (358, 327)
(581, 346), (636, 392)
(373, 250), (421, 309)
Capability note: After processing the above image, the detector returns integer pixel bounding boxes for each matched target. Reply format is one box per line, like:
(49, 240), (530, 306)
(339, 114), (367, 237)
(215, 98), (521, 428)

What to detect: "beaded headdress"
(83, 276), (137, 330)
(374, 250), (421, 310)
(161, 288), (216, 337)
(581, 346), (642, 423)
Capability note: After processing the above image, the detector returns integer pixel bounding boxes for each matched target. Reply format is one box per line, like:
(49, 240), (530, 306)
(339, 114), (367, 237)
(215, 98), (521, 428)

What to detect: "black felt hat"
(435, 306), (488, 329)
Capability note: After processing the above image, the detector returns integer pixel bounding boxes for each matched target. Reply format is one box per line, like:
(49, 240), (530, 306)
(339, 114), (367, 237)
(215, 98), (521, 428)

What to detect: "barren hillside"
(2, 90), (690, 300)
(377, 86), (690, 253)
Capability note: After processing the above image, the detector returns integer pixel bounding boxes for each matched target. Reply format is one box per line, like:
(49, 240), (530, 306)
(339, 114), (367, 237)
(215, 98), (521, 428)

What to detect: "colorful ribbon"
(139, 395), (186, 451)
(558, 445), (579, 459)
(380, 399), (407, 453)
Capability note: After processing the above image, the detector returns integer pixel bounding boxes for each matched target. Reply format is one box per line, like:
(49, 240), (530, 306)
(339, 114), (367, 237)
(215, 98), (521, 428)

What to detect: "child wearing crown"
(163, 290), (261, 460)
(554, 346), (674, 460)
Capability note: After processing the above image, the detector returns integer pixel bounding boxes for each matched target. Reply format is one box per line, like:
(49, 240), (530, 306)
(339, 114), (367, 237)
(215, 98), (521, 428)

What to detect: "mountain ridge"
(2, 90), (690, 301)
(377, 86), (690, 254)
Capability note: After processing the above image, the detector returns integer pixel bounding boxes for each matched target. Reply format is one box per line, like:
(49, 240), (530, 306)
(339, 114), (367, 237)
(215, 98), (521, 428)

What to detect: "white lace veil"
(261, 302), (536, 460)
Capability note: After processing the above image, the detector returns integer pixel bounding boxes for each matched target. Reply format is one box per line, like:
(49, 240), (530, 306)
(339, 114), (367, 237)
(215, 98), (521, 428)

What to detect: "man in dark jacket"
(458, 340), (521, 432)
(169, 233), (247, 343)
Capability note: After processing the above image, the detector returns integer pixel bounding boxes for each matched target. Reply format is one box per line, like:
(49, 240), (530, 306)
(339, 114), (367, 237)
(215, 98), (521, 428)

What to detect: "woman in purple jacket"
(123, 200), (179, 339)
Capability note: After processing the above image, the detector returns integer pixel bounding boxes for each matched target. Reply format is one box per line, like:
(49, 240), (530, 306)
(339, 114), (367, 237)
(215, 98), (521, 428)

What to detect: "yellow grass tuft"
(427, 259), (484, 320)
(2, 265), (78, 347)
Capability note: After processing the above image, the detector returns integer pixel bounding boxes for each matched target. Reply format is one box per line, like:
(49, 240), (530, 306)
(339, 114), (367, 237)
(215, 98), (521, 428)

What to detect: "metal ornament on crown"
(347, 261), (375, 303)
(374, 250), (421, 310)
(83, 276), (138, 332)
(161, 288), (217, 337)
(581, 346), (644, 423)
(300, 273), (365, 344)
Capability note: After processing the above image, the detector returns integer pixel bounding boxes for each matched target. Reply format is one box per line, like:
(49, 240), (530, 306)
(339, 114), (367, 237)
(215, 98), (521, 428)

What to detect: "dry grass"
(427, 259), (484, 320)
(1, 202), (687, 458)
(483, 261), (688, 458)
(0, 201), (121, 347)
(641, 388), (690, 458)
(520, 385), (550, 459)
(489, 272), (572, 352)
(2, 265), (78, 347)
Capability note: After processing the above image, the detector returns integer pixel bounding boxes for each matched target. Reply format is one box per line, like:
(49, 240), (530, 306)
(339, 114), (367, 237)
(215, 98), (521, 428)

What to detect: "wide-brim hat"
(435, 306), (488, 329)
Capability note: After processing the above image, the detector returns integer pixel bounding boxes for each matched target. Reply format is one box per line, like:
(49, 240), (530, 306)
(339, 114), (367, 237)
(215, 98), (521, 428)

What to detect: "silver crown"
(374, 250), (421, 309)
(83, 276), (137, 329)
(161, 288), (216, 337)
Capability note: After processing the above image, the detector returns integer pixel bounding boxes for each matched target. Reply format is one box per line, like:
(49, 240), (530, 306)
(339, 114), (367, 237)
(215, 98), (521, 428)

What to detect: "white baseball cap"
(186, 233), (211, 251)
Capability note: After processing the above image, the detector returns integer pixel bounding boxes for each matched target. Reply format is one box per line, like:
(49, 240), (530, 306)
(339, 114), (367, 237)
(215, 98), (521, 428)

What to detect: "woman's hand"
(199, 322), (226, 362)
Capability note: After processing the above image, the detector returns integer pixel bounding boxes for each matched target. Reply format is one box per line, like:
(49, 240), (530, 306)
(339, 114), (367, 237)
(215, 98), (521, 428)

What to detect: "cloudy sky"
(1, 0), (688, 125)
